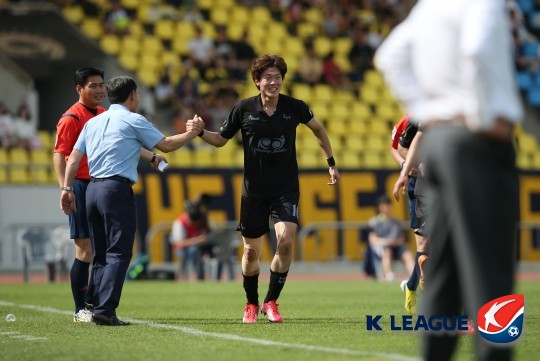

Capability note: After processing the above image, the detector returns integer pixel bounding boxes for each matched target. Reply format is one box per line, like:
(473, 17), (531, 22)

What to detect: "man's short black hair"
(376, 194), (392, 206)
(106, 76), (137, 104)
(74, 67), (104, 87)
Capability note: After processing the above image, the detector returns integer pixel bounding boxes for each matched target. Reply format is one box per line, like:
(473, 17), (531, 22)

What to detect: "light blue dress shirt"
(74, 104), (164, 184)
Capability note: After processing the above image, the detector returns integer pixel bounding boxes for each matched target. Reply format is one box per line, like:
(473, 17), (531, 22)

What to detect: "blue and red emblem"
(477, 294), (524, 344)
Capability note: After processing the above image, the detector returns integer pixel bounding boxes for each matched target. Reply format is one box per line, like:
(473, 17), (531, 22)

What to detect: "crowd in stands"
(0, 101), (41, 151)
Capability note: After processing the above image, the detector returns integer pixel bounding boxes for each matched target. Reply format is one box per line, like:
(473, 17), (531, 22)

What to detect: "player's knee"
(276, 237), (293, 256)
(243, 247), (259, 262)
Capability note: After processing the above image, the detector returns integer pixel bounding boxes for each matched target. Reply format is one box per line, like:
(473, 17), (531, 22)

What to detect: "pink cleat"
(243, 303), (259, 324)
(261, 300), (283, 323)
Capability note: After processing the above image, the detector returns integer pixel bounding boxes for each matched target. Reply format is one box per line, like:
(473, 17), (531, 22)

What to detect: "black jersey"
(219, 94), (313, 198)
(398, 121), (418, 149)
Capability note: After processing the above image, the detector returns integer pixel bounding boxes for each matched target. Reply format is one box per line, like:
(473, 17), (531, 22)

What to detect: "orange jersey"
(391, 115), (410, 149)
(54, 102), (105, 180)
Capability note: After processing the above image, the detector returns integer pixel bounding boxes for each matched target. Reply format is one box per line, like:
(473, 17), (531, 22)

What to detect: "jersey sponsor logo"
(477, 294), (524, 344)
(256, 135), (286, 153)
(248, 114), (260, 121)
(283, 114), (291, 120)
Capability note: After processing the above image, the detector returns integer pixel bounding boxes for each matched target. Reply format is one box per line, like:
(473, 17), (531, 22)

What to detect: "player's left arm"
(306, 117), (341, 185)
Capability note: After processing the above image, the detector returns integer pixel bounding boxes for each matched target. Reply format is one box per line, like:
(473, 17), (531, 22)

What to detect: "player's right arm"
(53, 152), (67, 188)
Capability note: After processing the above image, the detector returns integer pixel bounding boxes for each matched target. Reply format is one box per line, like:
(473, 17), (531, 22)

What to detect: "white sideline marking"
(0, 300), (419, 361)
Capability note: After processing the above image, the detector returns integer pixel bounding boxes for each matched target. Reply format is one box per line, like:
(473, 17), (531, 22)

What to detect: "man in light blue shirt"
(60, 76), (204, 326)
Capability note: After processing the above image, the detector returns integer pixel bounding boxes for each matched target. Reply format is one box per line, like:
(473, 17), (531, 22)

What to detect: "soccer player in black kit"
(192, 54), (340, 323)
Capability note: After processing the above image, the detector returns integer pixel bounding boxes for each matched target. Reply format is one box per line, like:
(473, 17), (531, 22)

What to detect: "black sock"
(407, 252), (423, 291)
(70, 259), (90, 312)
(243, 273), (259, 306)
(264, 270), (288, 304)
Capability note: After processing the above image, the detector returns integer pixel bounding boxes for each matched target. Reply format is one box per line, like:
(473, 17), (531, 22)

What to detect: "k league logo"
(477, 294), (524, 344)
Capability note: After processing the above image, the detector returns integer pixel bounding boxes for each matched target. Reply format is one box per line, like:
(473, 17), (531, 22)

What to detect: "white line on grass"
(0, 300), (419, 361)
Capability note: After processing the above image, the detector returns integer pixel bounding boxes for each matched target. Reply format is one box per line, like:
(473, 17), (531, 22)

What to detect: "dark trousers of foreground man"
(421, 124), (518, 361)
(86, 177), (136, 317)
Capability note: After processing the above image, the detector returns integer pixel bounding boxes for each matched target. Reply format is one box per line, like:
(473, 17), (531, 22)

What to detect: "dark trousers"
(86, 179), (136, 316)
(421, 125), (518, 361)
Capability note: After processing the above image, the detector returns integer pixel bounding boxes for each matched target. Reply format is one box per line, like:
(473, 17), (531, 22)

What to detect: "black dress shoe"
(92, 314), (130, 326)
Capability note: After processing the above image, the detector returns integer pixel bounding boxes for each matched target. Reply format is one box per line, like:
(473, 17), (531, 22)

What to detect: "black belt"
(90, 175), (133, 185)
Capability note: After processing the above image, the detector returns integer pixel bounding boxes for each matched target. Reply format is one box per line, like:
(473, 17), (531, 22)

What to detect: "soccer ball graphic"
(508, 326), (520, 337)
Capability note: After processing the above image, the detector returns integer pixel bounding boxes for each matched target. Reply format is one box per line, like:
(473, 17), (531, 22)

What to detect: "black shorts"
(237, 191), (300, 238)
(69, 178), (90, 239)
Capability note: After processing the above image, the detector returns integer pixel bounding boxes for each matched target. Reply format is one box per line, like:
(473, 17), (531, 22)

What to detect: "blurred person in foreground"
(60, 76), (203, 326)
(375, 1), (523, 360)
(192, 54), (340, 323)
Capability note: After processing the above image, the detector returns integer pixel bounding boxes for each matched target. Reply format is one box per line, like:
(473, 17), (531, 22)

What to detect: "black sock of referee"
(264, 270), (288, 304)
(71, 258), (90, 313)
(243, 273), (259, 306)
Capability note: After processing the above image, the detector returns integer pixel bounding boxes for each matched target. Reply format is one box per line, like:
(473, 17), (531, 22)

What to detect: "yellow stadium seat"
(310, 103), (329, 122)
(363, 153), (383, 169)
(172, 38), (189, 56)
(365, 136), (388, 152)
(283, 37), (306, 58)
(210, 7), (229, 25)
(340, 152), (362, 169)
(367, 120), (391, 135)
(377, 102), (398, 121)
(121, 35), (141, 56)
(333, 37), (353, 55)
(359, 84), (381, 104)
(313, 84), (335, 102)
(290, 83), (313, 104)
(37, 130), (53, 151)
(121, 0), (139, 10)
(0, 149), (8, 165)
(327, 135), (343, 151)
(100, 34), (121, 55)
(9, 148), (29, 166)
(175, 21), (196, 40)
(329, 102), (350, 119)
(250, 6), (272, 24)
(230, 6), (250, 24)
(139, 53), (162, 71)
(118, 53), (138, 71)
(327, 120), (348, 136)
(351, 102), (372, 120)
(62, 5), (84, 24)
(31, 149), (50, 166)
(0, 168), (7, 183)
(364, 69), (385, 88)
(313, 36), (333, 57)
(154, 19), (175, 40)
(128, 20), (144, 37)
(349, 121), (368, 136)
(345, 135), (365, 151)
(303, 8), (323, 24)
(197, 0), (213, 10)
(81, 18), (103, 39)
(137, 69), (159, 86)
(226, 23), (245, 41)
(334, 54), (352, 72)
(298, 150), (323, 169)
(9, 168), (30, 184)
(268, 23), (289, 41)
(260, 38), (282, 55)
(296, 22), (318, 39)
(142, 36), (163, 53)
(199, 21), (217, 40)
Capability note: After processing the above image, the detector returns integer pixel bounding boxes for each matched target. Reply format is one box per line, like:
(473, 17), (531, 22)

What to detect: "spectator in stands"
(296, 41), (324, 86)
(170, 194), (213, 281)
(154, 67), (175, 108)
(188, 26), (216, 80)
(105, 0), (130, 36)
(12, 102), (40, 150)
(323, 52), (350, 90)
(0, 102), (15, 149)
(367, 195), (414, 282)
(322, 3), (346, 38)
(229, 31), (257, 81)
(348, 28), (375, 82)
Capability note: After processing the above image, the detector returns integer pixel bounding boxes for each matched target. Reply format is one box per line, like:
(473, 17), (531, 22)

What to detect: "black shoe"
(92, 314), (130, 326)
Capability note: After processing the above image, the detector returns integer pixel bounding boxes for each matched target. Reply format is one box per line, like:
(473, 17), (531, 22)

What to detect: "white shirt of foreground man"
(374, 0), (523, 132)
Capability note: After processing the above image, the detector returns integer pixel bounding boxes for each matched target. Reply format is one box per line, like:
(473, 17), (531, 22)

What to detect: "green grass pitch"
(0, 279), (538, 360)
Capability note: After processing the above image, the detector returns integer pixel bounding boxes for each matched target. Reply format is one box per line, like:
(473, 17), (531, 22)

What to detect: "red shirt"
(54, 102), (105, 180)
(390, 115), (410, 150)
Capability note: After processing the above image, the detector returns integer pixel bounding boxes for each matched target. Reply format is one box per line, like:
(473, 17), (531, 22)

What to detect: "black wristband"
(198, 129), (205, 137)
(150, 153), (156, 163)
(327, 156), (336, 167)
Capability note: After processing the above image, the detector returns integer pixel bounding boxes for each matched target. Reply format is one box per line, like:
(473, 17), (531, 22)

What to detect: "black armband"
(150, 153), (156, 163)
(198, 129), (205, 137)
(327, 156), (336, 167)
